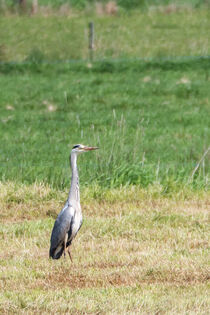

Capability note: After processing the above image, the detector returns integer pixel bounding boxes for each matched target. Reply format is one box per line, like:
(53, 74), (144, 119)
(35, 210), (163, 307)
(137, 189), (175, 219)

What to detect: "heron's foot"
(67, 247), (73, 263)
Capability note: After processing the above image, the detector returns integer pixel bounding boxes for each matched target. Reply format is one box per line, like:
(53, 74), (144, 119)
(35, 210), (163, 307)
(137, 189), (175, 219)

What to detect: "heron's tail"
(49, 244), (64, 260)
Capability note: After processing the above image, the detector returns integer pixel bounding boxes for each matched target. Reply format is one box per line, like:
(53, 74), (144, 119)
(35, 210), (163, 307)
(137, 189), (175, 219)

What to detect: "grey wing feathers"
(49, 205), (74, 259)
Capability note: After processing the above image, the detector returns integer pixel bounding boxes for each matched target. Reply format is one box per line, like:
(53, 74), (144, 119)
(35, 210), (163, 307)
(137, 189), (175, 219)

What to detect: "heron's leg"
(63, 233), (68, 258)
(67, 246), (73, 262)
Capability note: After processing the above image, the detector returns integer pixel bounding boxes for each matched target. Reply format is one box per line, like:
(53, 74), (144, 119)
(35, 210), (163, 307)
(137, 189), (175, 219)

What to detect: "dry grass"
(0, 182), (209, 313)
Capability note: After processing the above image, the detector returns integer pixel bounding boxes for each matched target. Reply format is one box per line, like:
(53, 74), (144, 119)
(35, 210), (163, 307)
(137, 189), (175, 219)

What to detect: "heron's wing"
(66, 217), (83, 247)
(49, 203), (75, 259)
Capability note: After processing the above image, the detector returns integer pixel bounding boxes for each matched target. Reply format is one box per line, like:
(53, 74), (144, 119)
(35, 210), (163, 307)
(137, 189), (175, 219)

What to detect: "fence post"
(89, 22), (94, 61)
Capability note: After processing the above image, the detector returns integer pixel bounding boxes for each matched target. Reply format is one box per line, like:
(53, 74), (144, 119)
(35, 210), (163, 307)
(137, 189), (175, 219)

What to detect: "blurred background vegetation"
(1, 0), (210, 12)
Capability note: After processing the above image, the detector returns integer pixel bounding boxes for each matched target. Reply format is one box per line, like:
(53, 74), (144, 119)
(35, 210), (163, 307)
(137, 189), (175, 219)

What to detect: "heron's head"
(71, 144), (99, 154)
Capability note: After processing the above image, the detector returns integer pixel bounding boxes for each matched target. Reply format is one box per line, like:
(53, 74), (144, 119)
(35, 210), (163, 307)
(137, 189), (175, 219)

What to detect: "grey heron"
(49, 144), (98, 260)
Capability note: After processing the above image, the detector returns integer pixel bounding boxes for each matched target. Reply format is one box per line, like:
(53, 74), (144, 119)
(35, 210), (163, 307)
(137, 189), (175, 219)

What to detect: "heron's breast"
(71, 211), (82, 239)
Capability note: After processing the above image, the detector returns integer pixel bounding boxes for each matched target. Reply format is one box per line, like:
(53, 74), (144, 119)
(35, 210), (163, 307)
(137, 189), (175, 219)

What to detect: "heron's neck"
(68, 152), (80, 203)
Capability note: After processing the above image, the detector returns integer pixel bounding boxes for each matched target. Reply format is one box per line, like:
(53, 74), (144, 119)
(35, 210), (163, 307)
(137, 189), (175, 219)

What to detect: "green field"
(0, 8), (210, 314)
(0, 9), (210, 61)
(0, 58), (210, 191)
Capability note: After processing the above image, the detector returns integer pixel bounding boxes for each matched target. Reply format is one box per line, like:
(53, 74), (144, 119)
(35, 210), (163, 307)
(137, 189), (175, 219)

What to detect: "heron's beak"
(83, 146), (99, 151)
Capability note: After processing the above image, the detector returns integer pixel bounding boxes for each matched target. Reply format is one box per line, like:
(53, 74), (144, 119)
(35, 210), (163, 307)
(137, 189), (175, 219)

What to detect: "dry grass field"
(0, 182), (209, 314)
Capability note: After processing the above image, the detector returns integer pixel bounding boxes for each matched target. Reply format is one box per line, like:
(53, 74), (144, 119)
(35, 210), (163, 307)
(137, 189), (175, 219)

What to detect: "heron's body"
(49, 144), (98, 260)
(49, 202), (82, 259)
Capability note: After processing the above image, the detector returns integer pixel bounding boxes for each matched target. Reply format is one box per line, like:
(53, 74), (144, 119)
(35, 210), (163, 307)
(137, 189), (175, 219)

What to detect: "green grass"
(0, 10), (209, 194)
(0, 9), (210, 61)
(0, 58), (210, 191)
